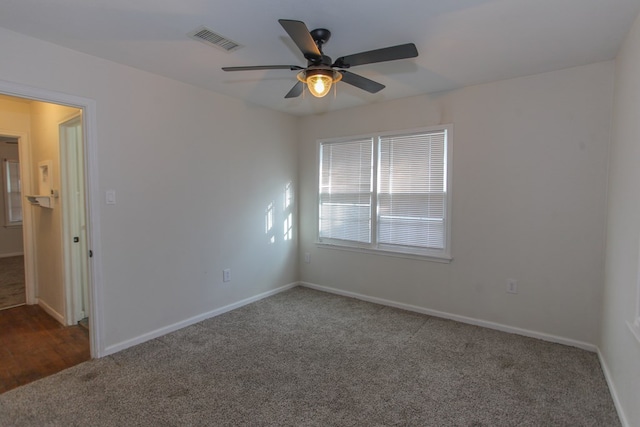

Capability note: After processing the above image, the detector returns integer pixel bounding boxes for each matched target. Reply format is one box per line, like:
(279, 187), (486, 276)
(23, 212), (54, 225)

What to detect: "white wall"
(601, 12), (640, 427)
(298, 61), (614, 346)
(0, 96), (28, 256)
(0, 27), (298, 352)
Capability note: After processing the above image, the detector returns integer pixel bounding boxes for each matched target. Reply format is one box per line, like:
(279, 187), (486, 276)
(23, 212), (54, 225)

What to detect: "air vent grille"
(188, 26), (242, 52)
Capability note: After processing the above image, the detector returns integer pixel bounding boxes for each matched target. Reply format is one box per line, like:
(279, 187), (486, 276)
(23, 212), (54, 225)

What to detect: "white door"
(60, 115), (89, 324)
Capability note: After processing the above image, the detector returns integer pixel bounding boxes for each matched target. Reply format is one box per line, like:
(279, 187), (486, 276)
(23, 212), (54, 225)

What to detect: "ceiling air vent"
(188, 26), (242, 53)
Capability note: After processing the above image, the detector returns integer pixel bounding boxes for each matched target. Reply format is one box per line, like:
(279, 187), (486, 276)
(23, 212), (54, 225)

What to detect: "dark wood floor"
(0, 304), (90, 394)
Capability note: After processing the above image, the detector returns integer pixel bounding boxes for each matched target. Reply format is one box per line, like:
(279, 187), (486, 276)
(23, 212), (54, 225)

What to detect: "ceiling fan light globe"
(297, 68), (342, 98)
(308, 74), (332, 97)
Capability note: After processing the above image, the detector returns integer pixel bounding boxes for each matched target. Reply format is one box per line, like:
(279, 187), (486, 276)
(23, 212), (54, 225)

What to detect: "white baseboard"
(0, 252), (23, 258)
(300, 281), (597, 352)
(37, 298), (65, 325)
(597, 349), (630, 427)
(103, 282), (298, 357)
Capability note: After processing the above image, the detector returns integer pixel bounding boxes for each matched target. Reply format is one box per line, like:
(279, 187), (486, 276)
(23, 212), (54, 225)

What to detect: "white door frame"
(0, 79), (104, 358)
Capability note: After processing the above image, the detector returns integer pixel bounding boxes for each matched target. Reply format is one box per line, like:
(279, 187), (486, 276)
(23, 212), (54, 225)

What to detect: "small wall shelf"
(27, 195), (53, 209)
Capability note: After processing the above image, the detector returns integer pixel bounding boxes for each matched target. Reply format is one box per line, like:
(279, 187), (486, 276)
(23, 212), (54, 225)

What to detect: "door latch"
(73, 236), (80, 243)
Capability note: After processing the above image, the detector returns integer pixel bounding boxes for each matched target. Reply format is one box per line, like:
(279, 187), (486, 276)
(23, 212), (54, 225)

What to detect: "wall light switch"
(106, 190), (116, 205)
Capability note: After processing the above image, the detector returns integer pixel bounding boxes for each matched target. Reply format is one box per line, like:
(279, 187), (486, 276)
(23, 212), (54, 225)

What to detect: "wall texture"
(0, 27), (299, 352)
(601, 12), (640, 427)
(298, 61), (614, 347)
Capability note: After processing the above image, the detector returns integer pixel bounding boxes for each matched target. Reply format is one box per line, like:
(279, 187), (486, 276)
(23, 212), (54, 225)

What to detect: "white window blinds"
(319, 138), (373, 243)
(378, 131), (446, 250)
(318, 125), (451, 260)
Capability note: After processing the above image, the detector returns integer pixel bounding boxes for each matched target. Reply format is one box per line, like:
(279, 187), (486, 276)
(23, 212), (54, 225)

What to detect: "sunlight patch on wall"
(284, 182), (293, 241)
(265, 201), (275, 244)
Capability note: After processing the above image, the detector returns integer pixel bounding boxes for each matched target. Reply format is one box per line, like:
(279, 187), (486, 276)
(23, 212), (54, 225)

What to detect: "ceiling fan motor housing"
(309, 55), (334, 67)
(310, 28), (331, 48)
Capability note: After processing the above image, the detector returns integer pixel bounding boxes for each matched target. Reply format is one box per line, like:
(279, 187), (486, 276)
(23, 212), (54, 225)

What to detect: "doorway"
(0, 78), (103, 359)
(0, 135), (25, 310)
(0, 89), (100, 392)
(0, 98), (93, 392)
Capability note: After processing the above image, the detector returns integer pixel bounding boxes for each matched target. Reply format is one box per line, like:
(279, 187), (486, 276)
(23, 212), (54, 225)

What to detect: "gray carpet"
(0, 287), (619, 426)
(0, 255), (25, 309)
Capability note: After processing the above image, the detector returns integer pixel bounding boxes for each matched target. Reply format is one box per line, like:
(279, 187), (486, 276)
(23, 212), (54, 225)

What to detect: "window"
(3, 158), (22, 227)
(318, 125), (451, 261)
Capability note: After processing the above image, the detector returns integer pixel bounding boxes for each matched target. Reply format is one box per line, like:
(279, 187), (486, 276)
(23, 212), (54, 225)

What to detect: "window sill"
(316, 242), (452, 263)
(3, 224), (22, 229)
(628, 319), (640, 345)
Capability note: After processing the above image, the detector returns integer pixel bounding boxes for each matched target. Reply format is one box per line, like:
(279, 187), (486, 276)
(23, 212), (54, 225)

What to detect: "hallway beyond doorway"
(0, 256), (25, 310)
(0, 304), (90, 393)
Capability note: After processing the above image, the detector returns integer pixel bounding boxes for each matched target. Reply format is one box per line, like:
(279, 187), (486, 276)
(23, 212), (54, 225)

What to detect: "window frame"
(316, 124), (452, 262)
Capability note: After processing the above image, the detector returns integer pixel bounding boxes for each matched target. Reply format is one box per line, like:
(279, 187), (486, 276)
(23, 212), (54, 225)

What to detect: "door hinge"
(89, 250), (93, 258)
(73, 236), (80, 243)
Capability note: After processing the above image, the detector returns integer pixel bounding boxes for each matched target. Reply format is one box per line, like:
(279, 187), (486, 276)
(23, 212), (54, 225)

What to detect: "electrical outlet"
(506, 279), (518, 294)
(304, 252), (311, 264)
(223, 268), (231, 283)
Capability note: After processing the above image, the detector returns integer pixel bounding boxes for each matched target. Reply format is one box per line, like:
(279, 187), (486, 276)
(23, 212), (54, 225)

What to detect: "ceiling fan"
(222, 19), (419, 99)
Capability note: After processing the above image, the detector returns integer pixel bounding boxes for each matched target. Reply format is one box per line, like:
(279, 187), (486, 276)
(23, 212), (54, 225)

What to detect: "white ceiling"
(1, 0), (639, 116)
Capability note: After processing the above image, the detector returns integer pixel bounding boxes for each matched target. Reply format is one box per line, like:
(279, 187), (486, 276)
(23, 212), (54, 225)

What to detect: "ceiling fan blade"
(284, 81), (304, 99)
(278, 19), (322, 60)
(222, 65), (303, 71)
(333, 43), (418, 68)
(339, 71), (385, 93)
